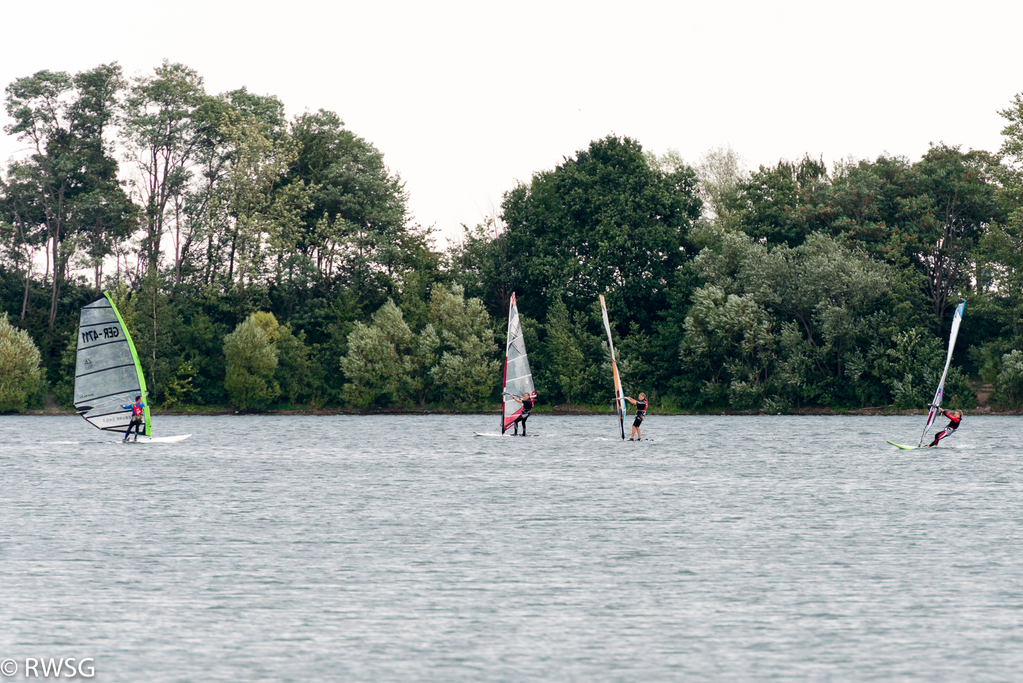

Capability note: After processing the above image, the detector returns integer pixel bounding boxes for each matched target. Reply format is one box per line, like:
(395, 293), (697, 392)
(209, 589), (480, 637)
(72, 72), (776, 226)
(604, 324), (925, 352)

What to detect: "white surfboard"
(473, 432), (538, 437)
(122, 434), (192, 444)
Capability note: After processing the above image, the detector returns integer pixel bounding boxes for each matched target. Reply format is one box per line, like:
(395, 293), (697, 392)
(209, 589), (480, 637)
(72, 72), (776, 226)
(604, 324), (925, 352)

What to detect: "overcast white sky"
(2, 0), (1021, 247)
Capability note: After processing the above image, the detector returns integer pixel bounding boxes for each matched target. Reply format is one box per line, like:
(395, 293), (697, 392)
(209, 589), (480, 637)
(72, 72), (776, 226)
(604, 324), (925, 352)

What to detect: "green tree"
(0, 312), (43, 412)
(427, 283), (499, 407)
(0, 168), (47, 319)
(223, 312), (279, 409)
(992, 349), (1023, 409)
(781, 149), (1002, 327)
(541, 297), (589, 404)
(275, 325), (315, 406)
(881, 327), (943, 410)
(53, 328), (78, 407)
(447, 219), (513, 318)
(124, 61), (209, 274)
(500, 135), (702, 332)
(727, 155), (827, 247)
(692, 232), (895, 407)
(162, 361), (198, 409)
(913, 146), (1003, 324)
(695, 145), (748, 230)
(339, 299), (421, 407)
(680, 285), (775, 410)
(4, 64), (129, 325)
(288, 110), (410, 288)
(172, 304), (229, 405)
(217, 111), (311, 289)
(995, 92), (1023, 230)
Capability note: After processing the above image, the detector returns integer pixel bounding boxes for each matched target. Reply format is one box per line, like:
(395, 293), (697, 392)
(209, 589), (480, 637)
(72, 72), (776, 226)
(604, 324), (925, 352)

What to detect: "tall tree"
(3, 63), (127, 325)
(912, 146), (1002, 324)
(997, 92), (1023, 221)
(727, 155), (828, 247)
(500, 135), (702, 333)
(288, 109), (410, 289)
(695, 145), (748, 229)
(123, 61), (209, 275)
(426, 283), (499, 407)
(217, 111), (310, 289)
(795, 149), (1001, 326)
(1, 169), (47, 318)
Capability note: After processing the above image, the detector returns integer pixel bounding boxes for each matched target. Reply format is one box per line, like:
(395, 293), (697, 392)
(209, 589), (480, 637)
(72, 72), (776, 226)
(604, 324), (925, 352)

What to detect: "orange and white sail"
(599, 295), (626, 440)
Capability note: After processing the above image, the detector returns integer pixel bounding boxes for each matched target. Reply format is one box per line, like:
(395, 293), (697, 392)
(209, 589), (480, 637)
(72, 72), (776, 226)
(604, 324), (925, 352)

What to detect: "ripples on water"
(1, 414), (1021, 681)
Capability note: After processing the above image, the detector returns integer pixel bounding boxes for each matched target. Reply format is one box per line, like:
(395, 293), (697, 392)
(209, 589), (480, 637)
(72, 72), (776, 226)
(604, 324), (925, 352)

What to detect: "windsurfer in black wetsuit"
(624, 393), (647, 441)
(509, 392), (535, 435)
(927, 409), (962, 447)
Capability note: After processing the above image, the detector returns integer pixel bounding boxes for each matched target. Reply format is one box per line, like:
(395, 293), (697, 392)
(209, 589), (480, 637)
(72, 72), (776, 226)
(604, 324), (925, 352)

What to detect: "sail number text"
(82, 327), (120, 343)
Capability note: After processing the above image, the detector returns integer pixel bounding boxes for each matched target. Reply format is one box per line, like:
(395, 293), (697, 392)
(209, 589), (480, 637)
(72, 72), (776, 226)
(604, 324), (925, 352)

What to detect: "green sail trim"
(103, 292), (151, 436)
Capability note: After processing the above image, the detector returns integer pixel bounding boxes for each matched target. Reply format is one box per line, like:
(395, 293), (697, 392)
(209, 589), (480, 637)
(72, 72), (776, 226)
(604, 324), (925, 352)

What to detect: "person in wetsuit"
(509, 392), (535, 435)
(121, 394), (145, 442)
(928, 409), (962, 447)
(624, 393), (647, 441)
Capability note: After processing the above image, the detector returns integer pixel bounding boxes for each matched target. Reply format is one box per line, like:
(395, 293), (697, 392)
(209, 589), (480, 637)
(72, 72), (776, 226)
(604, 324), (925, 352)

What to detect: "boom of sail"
(599, 295), (626, 440)
(74, 293), (151, 435)
(502, 292), (535, 434)
(918, 301), (965, 447)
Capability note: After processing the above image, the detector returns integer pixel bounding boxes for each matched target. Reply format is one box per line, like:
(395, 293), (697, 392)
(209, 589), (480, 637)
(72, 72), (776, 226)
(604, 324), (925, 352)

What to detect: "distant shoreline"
(10, 405), (1020, 417)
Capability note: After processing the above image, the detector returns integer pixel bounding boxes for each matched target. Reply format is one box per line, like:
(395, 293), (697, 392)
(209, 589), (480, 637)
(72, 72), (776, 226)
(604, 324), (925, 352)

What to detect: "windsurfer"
(624, 393), (647, 440)
(509, 393), (535, 435)
(121, 395), (145, 442)
(927, 409), (962, 447)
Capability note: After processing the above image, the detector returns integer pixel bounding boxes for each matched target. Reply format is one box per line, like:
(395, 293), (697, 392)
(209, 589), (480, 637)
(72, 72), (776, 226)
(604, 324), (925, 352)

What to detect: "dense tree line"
(2, 61), (1023, 413)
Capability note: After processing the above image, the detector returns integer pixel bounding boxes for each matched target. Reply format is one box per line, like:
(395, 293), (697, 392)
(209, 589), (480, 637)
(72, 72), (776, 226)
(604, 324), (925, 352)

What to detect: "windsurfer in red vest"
(927, 409), (962, 447)
(120, 394), (146, 442)
(509, 392), (535, 435)
(624, 393), (647, 441)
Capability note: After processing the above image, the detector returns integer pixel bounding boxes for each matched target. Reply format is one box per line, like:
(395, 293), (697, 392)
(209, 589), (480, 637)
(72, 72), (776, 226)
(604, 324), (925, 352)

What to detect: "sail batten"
(74, 294), (151, 435)
(918, 301), (965, 447)
(599, 295), (626, 440)
(502, 293), (536, 433)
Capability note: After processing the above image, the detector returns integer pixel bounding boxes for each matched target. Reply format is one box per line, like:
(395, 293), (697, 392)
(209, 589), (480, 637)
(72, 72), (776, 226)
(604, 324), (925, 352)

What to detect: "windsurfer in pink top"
(927, 409), (962, 447)
(508, 392), (535, 435)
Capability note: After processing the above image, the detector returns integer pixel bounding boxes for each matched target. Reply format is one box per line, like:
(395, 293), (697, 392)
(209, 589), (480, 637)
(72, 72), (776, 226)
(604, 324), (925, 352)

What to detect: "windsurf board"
(887, 440), (930, 450)
(474, 432), (538, 437)
(121, 434), (192, 444)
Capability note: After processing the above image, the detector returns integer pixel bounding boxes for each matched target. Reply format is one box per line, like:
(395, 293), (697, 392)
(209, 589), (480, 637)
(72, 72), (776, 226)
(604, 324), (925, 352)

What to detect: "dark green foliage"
(728, 155), (827, 246)
(499, 135), (702, 333)
(8, 65), (1023, 416)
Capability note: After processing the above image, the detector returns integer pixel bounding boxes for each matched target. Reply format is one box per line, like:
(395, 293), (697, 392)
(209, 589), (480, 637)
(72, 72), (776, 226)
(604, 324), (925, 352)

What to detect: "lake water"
(1, 414), (1021, 681)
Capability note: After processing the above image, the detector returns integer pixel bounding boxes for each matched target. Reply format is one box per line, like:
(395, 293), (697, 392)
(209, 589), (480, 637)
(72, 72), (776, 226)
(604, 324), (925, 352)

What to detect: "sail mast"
(918, 301), (965, 447)
(599, 295), (626, 440)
